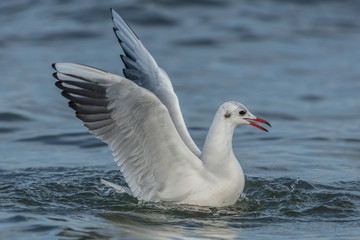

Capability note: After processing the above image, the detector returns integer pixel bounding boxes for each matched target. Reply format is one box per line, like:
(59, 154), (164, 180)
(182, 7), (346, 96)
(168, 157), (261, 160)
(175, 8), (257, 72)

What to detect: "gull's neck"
(200, 112), (240, 175)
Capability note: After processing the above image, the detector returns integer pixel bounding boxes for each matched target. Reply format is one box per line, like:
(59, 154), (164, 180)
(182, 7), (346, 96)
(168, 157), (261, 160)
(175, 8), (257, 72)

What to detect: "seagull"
(52, 8), (271, 207)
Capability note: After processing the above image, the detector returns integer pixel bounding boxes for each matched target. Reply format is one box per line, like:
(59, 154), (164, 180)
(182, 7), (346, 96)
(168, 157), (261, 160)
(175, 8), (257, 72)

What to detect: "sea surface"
(1, 0), (360, 239)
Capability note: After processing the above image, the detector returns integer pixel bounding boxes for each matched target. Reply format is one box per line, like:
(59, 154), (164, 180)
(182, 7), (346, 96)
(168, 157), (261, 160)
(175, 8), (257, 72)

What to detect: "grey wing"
(111, 8), (167, 92)
(53, 63), (204, 202)
(111, 8), (201, 157)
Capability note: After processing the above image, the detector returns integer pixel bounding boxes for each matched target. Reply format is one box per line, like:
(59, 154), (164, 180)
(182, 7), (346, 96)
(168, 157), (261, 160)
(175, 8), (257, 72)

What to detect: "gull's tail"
(100, 178), (132, 195)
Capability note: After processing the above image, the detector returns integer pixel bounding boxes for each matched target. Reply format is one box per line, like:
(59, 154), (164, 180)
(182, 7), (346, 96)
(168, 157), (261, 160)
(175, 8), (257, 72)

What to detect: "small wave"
(23, 224), (59, 233)
(0, 127), (20, 134)
(0, 215), (29, 224)
(299, 94), (325, 102)
(173, 38), (219, 47)
(128, 13), (177, 26)
(342, 138), (360, 143)
(18, 132), (106, 148)
(256, 111), (299, 121)
(1, 31), (100, 46)
(0, 112), (31, 122)
(146, 0), (228, 7)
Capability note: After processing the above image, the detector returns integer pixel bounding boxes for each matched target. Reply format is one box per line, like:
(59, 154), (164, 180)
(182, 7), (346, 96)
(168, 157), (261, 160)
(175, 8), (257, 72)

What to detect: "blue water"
(1, 0), (360, 239)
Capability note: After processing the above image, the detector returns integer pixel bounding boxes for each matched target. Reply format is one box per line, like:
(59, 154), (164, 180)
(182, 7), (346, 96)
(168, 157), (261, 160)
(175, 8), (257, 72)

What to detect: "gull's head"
(219, 101), (271, 132)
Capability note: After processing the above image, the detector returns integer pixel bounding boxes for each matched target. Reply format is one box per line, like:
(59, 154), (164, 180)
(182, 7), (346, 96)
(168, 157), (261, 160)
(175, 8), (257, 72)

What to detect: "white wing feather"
(53, 63), (204, 202)
(110, 9), (201, 157)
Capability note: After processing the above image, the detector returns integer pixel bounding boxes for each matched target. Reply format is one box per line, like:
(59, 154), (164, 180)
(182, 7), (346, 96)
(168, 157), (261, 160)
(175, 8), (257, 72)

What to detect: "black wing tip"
(61, 90), (70, 99)
(68, 101), (77, 111)
(110, 8), (115, 16)
(113, 27), (123, 43)
(110, 8), (118, 24)
(52, 72), (59, 80)
(75, 111), (82, 118)
(121, 54), (135, 69)
(110, 8), (114, 19)
(120, 45), (136, 62)
(122, 69), (127, 78)
(52, 63), (57, 70)
(110, 9), (140, 41)
(120, 54), (127, 65)
(55, 80), (63, 89)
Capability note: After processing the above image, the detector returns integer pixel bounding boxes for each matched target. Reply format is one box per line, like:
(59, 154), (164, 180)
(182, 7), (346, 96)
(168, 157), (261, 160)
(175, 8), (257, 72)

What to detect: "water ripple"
(0, 112), (31, 122)
(1, 167), (358, 222)
(0, 167), (359, 238)
(18, 132), (106, 148)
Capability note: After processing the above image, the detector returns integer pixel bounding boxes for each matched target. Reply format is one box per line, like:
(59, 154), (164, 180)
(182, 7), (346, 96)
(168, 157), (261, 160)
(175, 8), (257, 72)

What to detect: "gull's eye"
(239, 110), (246, 116)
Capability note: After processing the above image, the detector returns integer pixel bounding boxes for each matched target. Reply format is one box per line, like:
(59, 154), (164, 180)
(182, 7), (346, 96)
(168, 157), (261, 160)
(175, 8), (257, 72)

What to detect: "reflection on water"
(0, 0), (360, 239)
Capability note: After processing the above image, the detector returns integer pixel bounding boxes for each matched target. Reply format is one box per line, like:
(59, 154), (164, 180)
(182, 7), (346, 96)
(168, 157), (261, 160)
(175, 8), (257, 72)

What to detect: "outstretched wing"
(53, 63), (204, 201)
(111, 8), (201, 157)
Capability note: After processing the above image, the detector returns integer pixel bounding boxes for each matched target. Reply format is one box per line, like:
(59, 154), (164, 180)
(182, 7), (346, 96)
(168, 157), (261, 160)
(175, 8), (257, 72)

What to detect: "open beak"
(245, 117), (271, 132)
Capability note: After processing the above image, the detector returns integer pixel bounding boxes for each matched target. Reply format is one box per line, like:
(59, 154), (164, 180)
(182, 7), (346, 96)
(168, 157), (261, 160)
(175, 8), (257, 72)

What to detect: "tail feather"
(100, 178), (133, 195)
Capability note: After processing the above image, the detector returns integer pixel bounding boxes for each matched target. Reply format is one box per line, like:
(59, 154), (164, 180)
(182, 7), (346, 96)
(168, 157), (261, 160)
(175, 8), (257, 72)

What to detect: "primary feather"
(110, 9), (201, 157)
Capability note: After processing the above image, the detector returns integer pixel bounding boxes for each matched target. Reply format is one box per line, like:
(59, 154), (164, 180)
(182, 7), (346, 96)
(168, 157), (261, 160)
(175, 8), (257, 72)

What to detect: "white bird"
(52, 9), (271, 207)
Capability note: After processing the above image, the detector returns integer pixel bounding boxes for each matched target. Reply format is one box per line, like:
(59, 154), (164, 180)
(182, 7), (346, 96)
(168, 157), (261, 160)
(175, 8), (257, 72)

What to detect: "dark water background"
(1, 0), (360, 239)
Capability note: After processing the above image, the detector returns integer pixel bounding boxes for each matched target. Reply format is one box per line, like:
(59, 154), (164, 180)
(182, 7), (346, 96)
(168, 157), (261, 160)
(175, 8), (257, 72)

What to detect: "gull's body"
(52, 9), (270, 207)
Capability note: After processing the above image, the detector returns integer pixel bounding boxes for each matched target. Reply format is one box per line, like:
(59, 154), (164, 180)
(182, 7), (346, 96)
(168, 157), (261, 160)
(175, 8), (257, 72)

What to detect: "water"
(1, 0), (360, 239)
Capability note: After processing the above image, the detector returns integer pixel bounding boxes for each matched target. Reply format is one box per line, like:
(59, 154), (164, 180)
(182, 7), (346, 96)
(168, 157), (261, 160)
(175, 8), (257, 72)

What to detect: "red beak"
(245, 117), (271, 132)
